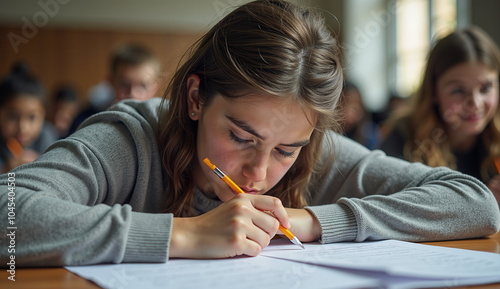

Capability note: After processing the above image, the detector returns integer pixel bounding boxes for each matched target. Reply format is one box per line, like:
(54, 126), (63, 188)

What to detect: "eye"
(480, 83), (493, 94)
(275, 147), (296, 158)
(451, 87), (465, 96)
(229, 131), (251, 144)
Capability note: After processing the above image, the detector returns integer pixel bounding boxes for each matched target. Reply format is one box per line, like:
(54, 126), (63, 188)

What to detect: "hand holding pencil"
(170, 158), (301, 259)
(2, 138), (39, 173)
(203, 157), (304, 249)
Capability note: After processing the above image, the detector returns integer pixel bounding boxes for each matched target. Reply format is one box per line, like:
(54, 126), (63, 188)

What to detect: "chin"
(460, 127), (484, 137)
(218, 192), (236, 203)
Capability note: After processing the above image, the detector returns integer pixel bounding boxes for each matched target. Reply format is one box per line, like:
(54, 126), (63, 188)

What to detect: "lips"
(461, 114), (483, 122)
(241, 187), (260, 194)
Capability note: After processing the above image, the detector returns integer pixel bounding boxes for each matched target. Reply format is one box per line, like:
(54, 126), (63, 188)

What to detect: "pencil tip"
(291, 237), (305, 249)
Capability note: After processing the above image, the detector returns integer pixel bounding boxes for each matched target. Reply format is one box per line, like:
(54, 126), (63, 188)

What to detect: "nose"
(242, 151), (269, 182)
(464, 90), (481, 110)
(18, 118), (29, 135)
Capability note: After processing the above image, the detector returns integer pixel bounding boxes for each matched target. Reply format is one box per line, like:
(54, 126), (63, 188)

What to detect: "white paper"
(66, 253), (380, 289)
(66, 238), (500, 289)
(261, 239), (500, 279)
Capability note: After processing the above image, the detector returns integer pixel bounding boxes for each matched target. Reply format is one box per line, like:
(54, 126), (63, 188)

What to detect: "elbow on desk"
(472, 190), (500, 237)
(486, 205), (500, 236)
(450, 175), (500, 238)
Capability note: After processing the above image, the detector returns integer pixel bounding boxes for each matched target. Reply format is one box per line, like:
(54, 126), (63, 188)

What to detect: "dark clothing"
(379, 119), (487, 182)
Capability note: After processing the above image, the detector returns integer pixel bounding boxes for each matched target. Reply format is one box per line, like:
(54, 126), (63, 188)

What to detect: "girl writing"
(0, 1), (498, 266)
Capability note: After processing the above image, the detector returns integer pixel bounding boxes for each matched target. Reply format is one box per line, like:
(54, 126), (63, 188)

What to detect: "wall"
(470, 0), (500, 46)
(0, 0), (232, 32)
(0, 26), (200, 105)
(0, 0), (254, 105)
(0, 0), (316, 105)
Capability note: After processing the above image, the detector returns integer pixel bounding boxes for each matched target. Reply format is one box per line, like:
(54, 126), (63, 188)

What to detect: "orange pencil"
(494, 158), (500, 175)
(203, 157), (304, 249)
(6, 138), (23, 158)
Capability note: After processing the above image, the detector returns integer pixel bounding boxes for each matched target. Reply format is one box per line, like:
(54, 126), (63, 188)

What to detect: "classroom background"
(0, 0), (498, 137)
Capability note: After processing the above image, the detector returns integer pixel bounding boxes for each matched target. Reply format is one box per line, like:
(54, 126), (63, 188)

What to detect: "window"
(389, 0), (458, 98)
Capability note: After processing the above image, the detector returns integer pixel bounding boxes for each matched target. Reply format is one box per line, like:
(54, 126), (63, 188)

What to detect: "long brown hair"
(158, 0), (344, 216)
(403, 26), (500, 182)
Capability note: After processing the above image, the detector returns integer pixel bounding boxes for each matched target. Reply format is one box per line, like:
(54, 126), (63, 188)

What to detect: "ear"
(186, 74), (202, 121)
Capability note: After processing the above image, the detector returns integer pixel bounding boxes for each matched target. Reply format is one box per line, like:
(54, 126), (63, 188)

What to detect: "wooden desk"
(2, 232), (499, 289)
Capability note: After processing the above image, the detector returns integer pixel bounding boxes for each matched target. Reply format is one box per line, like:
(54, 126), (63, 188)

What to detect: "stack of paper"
(66, 239), (500, 289)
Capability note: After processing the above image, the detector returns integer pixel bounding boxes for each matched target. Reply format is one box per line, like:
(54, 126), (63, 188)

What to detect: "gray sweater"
(1, 98), (499, 267)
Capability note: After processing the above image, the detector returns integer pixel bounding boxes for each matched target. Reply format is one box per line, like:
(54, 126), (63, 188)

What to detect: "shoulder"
(320, 131), (372, 166)
(109, 97), (165, 123)
(79, 97), (166, 134)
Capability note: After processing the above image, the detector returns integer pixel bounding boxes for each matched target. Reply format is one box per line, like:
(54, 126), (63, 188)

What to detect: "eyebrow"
(227, 116), (266, 140)
(443, 79), (495, 87)
(226, 115), (311, 147)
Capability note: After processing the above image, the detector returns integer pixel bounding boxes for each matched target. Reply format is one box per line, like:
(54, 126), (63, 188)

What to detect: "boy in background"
(69, 43), (161, 134)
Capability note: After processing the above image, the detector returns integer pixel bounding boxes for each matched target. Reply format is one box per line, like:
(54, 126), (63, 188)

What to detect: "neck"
(447, 130), (478, 152)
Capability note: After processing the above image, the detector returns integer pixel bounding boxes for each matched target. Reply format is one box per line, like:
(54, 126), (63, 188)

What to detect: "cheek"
(486, 94), (499, 113)
(267, 167), (287, 188)
(0, 118), (17, 139)
(437, 98), (462, 123)
(197, 126), (238, 170)
(204, 138), (235, 163)
(30, 118), (44, 134)
(266, 158), (297, 189)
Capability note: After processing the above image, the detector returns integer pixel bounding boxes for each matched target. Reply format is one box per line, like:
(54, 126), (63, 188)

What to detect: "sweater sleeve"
(0, 99), (172, 267)
(306, 133), (500, 243)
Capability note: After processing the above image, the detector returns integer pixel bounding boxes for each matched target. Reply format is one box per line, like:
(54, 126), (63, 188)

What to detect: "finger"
(225, 217), (269, 257)
(251, 209), (281, 237)
(246, 195), (290, 228)
(214, 231), (264, 258)
(240, 237), (264, 257)
(244, 223), (273, 253)
(227, 196), (279, 237)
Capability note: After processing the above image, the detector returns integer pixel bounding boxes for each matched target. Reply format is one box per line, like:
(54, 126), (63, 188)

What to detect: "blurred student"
(0, 62), (58, 173)
(375, 93), (409, 139)
(341, 81), (380, 149)
(69, 43), (161, 133)
(48, 84), (80, 138)
(379, 26), (500, 204)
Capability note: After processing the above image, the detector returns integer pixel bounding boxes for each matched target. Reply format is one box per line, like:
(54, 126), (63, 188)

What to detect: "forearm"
(340, 168), (500, 242)
(311, 134), (500, 243)
(305, 204), (357, 243)
(0, 189), (172, 267)
(309, 169), (500, 243)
